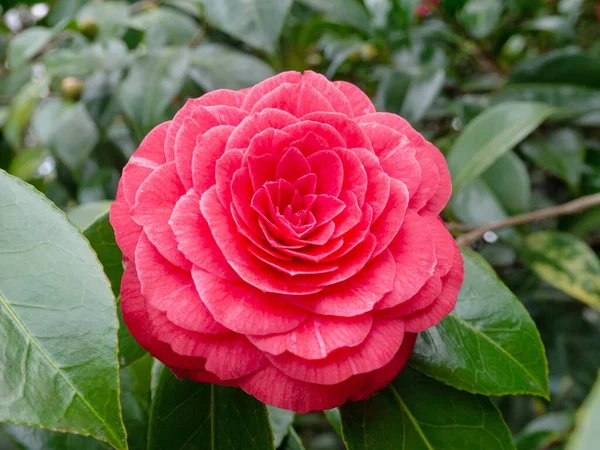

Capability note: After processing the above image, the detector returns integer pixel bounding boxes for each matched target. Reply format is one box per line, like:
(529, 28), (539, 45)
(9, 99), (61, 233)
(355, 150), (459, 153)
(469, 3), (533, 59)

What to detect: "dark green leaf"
(2, 424), (107, 450)
(524, 232), (600, 312)
(324, 408), (341, 435)
(447, 101), (557, 193)
(339, 368), (514, 450)
(0, 171), (126, 450)
(267, 406), (295, 448)
(281, 428), (306, 450)
(118, 48), (189, 136)
(411, 249), (549, 397)
(201, 0), (294, 54)
(567, 375), (600, 450)
(481, 151), (531, 215)
(521, 128), (586, 191)
(400, 67), (445, 124)
(297, 0), (371, 32)
(189, 43), (275, 91)
(147, 366), (275, 449)
(510, 48), (600, 89)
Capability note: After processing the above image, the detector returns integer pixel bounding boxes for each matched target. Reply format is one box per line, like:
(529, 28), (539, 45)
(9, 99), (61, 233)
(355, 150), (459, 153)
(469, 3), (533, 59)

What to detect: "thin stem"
(454, 193), (600, 247)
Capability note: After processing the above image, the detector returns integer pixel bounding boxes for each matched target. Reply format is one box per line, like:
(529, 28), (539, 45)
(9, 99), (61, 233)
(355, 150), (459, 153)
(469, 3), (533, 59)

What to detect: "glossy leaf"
(521, 128), (585, 191)
(7, 28), (54, 69)
(400, 67), (445, 124)
(267, 406), (295, 448)
(339, 368), (514, 450)
(147, 366), (275, 449)
(481, 151), (531, 215)
(447, 101), (557, 193)
(201, 0), (293, 54)
(524, 232), (600, 312)
(567, 374), (600, 450)
(2, 424), (107, 450)
(298, 0), (372, 32)
(411, 249), (549, 397)
(0, 171), (126, 450)
(118, 48), (189, 136)
(189, 43), (275, 91)
(510, 48), (600, 89)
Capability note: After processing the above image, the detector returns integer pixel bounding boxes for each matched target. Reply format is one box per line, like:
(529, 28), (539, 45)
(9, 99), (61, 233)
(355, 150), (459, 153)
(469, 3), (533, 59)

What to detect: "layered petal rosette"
(110, 71), (464, 412)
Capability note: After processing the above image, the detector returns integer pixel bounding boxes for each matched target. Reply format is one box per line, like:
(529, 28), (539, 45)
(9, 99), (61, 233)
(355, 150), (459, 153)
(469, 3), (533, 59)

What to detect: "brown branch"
(455, 193), (600, 247)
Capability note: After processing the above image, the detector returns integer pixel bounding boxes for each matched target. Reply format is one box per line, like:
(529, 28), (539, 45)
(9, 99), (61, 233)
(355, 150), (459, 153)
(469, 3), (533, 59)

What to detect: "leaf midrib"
(388, 385), (434, 450)
(448, 312), (546, 394)
(0, 290), (123, 448)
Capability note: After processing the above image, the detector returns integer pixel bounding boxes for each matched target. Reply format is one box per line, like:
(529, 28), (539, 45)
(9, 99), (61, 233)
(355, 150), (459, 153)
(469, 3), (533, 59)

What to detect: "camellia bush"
(1, 0), (600, 449)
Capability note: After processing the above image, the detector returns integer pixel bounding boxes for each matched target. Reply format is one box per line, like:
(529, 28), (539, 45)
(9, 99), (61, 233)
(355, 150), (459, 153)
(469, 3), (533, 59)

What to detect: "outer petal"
(192, 125), (235, 195)
(370, 178), (409, 257)
(192, 267), (310, 336)
(302, 111), (373, 151)
(110, 186), (142, 260)
(248, 313), (373, 359)
(267, 319), (405, 385)
(333, 80), (376, 117)
(250, 82), (335, 117)
(241, 71), (303, 112)
(130, 162), (190, 269)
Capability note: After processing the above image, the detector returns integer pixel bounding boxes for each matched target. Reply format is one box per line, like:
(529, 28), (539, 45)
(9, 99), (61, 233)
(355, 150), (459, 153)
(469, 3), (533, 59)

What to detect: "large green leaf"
(76, 1), (130, 38)
(0, 171), (126, 450)
(189, 43), (275, 92)
(447, 102), (557, 193)
(147, 366), (275, 449)
(510, 49), (600, 89)
(567, 374), (600, 450)
(201, 0), (293, 54)
(281, 428), (305, 450)
(524, 232), (600, 312)
(127, 7), (200, 47)
(411, 250), (549, 397)
(118, 48), (189, 136)
(480, 151), (531, 215)
(297, 0), (372, 32)
(339, 368), (514, 450)
(400, 67), (445, 124)
(521, 128), (585, 192)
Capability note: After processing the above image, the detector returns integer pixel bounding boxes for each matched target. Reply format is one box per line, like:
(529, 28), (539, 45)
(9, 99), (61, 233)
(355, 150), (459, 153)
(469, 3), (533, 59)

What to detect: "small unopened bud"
(78, 17), (98, 39)
(60, 77), (84, 100)
(360, 44), (378, 62)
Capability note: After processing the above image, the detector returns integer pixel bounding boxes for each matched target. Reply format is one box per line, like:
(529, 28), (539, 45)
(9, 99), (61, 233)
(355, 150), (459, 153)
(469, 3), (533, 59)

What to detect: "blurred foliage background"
(1, 0), (600, 449)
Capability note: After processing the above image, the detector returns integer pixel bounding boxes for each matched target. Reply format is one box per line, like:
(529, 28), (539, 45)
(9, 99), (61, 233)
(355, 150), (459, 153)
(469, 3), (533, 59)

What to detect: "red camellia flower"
(110, 71), (463, 412)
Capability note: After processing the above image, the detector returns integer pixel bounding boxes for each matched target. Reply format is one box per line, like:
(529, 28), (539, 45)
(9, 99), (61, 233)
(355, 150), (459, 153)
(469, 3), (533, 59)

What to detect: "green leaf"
(411, 249), (549, 397)
(2, 78), (47, 149)
(68, 201), (113, 230)
(0, 171), (126, 450)
(128, 7), (200, 47)
(339, 368), (514, 450)
(515, 411), (574, 450)
(82, 211), (122, 297)
(76, 1), (130, 38)
(117, 304), (147, 368)
(324, 408), (342, 435)
(189, 43), (275, 91)
(118, 48), (189, 136)
(297, 0), (372, 32)
(497, 84), (600, 118)
(2, 424), (108, 450)
(267, 406), (295, 448)
(524, 231), (600, 312)
(7, 148), (50, 183)
(7, 28), (54, 69)
(458, 0), (503, 39)
(400, 67), (445, 124)
(147, 366), (275, 449)
(521, 128), (586, 191)
(481, 151), (531, 215)
(447, 101), (557, 193)
(510, 48), (600, 89)
(201, 0), (293, 54)
(567, 374), (600, 450)
(281, 428), (306, 450)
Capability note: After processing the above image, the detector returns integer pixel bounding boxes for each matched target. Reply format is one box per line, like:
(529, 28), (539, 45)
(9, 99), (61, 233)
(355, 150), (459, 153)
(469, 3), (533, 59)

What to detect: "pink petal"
(286, 249), (395, 316)
(308, 150), (344, 197)
(215, 149), (243, 207)
(196, 89), (247, 107)
(247, 154), (278, 190)
(121, 122), (169, 205)
(378, 276), (443, 319)
(418, 141), (452, 215)
(337, 148), (368, 208)
(311, 194), (347, 225)
(375, 210), (436, 310)
(350, 147), (391, 220)
(333, 80), (376, 117)
(403, 243), (463, 332)
(359, 122), (421, 196)
(226, 108), (299, 151)
(135, 233), (227, 334)
(294, 173), (317, 196)
(241, 71), (303, 112)
(286, 131), (331, 157)
(276, 147), (311, 183)
(331, 190), (362, 239)
(281, 121), (345, 150)
(231, 168), (260, 233)
(250, 82), (336, 117)
(192, 267), (309, 336)
(170, 189), (238, 280)
(302, 111), (373, 151)
(130, 162), (191, 269)
(248, 313), (373, 359)
(120, 263), (206, 370)
(370, 178), (409, 257)
(356, 112), (417, 138)
(427, 215), (455, 277)
(304, 71), (353, 116)
(110, 186), (142, 260)
(268, 319), (405, 385)
(324, 204), (373, 260)
(191, 125), (234, 195)
(243, 128), (293, 162)
(409, 147), (440, 212)
(200, 186), (323, 294)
